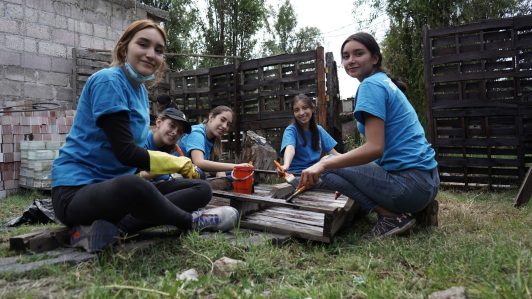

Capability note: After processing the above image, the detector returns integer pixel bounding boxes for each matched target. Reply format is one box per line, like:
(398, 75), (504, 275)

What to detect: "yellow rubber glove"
(147, 150), (199, 179)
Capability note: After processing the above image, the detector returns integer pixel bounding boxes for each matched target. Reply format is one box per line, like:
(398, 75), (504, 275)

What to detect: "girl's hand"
(299, 162), (326, 189)
(276, 165), (288, 178)
(236, 163), (254, 168)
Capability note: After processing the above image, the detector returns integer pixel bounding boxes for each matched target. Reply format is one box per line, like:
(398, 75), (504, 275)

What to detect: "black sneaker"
(362, 214), (416, 238)
(71, 220), (121, 253)
(412, 200), (439, 227)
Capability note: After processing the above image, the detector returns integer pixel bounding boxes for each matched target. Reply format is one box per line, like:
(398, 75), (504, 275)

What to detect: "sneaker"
(362, 214), (416, 238)
(191, 207), (239, 232)
(71, 220), (121, 253)
(412, 200), (439, 227)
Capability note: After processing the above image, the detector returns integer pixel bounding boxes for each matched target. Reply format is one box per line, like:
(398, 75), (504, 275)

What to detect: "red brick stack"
(0, 101), (75, 198)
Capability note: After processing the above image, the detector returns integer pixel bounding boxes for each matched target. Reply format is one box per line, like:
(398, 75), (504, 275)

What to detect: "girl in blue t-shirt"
(177, 105), (253, 179)
(140, 108), (192, 182)
(51, 20), (239, 253)
(276, 94), (339, 189)
(298, 32), (440, 238)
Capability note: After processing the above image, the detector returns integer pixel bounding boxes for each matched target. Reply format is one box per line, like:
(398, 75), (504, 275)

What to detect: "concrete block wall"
(0, 0), (168, 110)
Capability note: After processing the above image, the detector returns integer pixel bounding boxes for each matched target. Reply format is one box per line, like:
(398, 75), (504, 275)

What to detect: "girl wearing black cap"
(140, 108), (193, 181)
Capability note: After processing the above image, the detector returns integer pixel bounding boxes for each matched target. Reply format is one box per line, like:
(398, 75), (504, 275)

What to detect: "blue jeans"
(320, 163), (439, 214)
(288, 176), (333, 191)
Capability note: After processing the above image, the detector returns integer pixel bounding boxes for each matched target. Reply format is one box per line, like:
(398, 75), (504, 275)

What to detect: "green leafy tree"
(137, 0), (201, 71)
(351, 0), (532, 127)
(262, 0), (323, 56)
(201, 0), (266, 67)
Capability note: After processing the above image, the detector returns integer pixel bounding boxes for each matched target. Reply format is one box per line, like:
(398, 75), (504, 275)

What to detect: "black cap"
(161, 108), (192, 134)
(157, 94), (172, 104)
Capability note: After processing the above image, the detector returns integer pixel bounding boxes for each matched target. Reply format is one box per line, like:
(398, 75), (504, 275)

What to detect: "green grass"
(1, 187), (532, 298)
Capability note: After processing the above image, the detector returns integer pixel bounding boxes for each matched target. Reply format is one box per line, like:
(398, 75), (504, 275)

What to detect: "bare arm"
(276, 145), (295, 177)
(190, 149), (252, 172)
(299, 112), (385, 187)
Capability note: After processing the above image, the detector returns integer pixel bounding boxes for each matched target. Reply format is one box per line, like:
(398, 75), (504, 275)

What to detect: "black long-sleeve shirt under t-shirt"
(96, 111), (150, 171)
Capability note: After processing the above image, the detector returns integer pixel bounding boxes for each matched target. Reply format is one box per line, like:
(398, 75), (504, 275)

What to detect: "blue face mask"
(125, 62), (156, 82)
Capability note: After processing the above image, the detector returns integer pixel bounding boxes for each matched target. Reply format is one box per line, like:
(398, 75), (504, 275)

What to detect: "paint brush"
(175, 144), (184, 157)
(286, 185), (307, 203)
(274, 160), (295, 183)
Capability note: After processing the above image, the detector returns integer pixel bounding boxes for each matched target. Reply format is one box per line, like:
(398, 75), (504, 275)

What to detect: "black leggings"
(52, 175), (212, 233)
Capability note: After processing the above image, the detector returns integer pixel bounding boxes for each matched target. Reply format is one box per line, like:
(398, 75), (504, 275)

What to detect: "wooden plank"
(252, 208), (325, 227)
(75, 50), (112, 61)
(432, 100), (517, 109)
(428, 18), (513, 37)
(431, 50), (514, 66)
(432, 70), (517, 83)
(170, 68), (209, 78)
(10, 227), (71, 253)
(239, 51), (316, 71)
(436, 156), (522, 167)
(72, 48), (78, 106)
(423, 24), (435, 145)
(240, 217), (329, 242)
(316, 46), (326, 129)
(0, 250), (96, 274)
(514, 158), (532, 207)
(210, 64), (235, 76)
(432, 108), (517, 117)
(213, 190), (338, 214)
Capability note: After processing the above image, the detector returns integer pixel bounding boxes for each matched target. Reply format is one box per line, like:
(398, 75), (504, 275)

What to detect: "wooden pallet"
(212, 183), (361, 242)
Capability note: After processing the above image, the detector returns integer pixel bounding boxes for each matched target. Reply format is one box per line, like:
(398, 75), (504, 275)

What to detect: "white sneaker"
(191, 207), (239, 232)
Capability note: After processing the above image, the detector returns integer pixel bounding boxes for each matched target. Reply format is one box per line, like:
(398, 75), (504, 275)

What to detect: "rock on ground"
(213, 257), (248, 278)
(429, 286), (468, 299)
(176, 269), (199, 281)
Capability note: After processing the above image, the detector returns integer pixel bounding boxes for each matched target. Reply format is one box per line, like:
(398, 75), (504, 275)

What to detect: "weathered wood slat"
(428, 18), (513, 37)
(213, 190), (338, 214)
(436, 156), (522, 167)
(432, 50), (514, 66)
(434, 138), (520, 147)
(252, 208), (325, 227)
(432, 100), (517, 109)
(75, 50), (112, 61)
(239, 51), (316, 70)
(10, 227), (71, 253)
(433, 108), (517, 117)
(432, 69), (516, 83)
(241, 217), (329, 242)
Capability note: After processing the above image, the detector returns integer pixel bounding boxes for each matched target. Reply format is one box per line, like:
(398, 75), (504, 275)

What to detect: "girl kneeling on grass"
(298, 32), (440, 238)
(276, 94), (340, 190)
(51, 20), (238, 253)
(177, 105), (253, 179)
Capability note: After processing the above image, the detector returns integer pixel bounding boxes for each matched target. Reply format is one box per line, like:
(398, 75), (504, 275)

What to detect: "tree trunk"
(242, 131), (278, 183)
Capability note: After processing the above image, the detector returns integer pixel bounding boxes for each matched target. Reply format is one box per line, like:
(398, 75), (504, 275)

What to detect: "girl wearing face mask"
(51, 20), (239, 253)
(177, 105), (252, 179)
(298, 32), (440, 238)
(276, 94), (339, 190)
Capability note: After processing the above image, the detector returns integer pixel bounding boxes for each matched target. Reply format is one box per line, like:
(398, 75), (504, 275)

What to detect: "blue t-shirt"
(143, 130), (170, 181)
(353, 72), (437, 171)
(177, 124), (213, 161)
(281, 123), (337, 173)
(52, 67), (150, 187)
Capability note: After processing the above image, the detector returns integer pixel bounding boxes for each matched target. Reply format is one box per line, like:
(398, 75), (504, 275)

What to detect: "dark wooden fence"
(423, 15), (532, 188)
(73, 47), (343, 162)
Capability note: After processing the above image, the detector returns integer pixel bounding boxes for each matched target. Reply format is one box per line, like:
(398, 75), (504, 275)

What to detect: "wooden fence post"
(316, 47), (326, 128)
(233, 58), (241, 163)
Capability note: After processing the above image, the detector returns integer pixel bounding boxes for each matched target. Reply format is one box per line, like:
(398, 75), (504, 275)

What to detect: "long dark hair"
(203, 105), (235, 162)
(154, 112), (178, 154)
(341, 32), (407, 93)
(292, 94), (320, 152)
